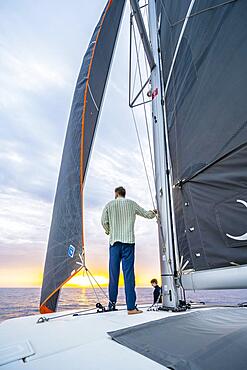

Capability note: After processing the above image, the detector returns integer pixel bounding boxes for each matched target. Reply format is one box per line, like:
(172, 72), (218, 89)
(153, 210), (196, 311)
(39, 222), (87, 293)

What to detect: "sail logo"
(226, 199), (247, 241)
(67, 244), (75, 258)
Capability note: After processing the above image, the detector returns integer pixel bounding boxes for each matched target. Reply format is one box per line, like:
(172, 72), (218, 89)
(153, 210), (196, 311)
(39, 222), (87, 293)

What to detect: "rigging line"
(131, 38), (142, 101)
(159, 0), (173, 27)
(76, 304), (156, 316)
(130, 18), (141, 100)
(143, 45), (150, 83)
(129, 7), (150, 96)
(37, 307), (96, 323)
(143, 0), (151, 80)
(130, 12), (142, 103)
(85, 268), (100, 303)
(131, 8), (176, 262)
(130, 76), (151, 107)
(132, 22), (156, 182)
(131, 109), (156, 210)
(132, 3), (179, 289)
(86, 268), (110, 302)
(130, 99), (152, 108)
(129, 12), (133, 106)
(37, 302), (242, 323)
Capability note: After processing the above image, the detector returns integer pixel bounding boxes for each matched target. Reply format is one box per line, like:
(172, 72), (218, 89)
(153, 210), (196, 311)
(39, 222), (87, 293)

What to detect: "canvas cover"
(109, 307), (247, 370)
(40, 0), (125, 313)
(158, 0), (247, 271)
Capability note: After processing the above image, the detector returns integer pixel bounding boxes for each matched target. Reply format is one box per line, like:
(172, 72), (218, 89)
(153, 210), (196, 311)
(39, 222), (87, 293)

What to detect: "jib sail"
(40, 0), (125, 313)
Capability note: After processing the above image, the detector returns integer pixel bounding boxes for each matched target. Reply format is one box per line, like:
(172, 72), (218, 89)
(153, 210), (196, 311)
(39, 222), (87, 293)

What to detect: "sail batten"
(40, 0), (125, 313)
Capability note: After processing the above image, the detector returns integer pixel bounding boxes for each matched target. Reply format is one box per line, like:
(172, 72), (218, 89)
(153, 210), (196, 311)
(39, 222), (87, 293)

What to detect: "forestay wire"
(85, 267), (111, 302)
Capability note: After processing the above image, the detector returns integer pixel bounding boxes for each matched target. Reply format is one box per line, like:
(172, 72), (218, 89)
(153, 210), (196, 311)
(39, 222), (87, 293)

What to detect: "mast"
(147, 0), (180, 309)
(130, 0), (180, 309)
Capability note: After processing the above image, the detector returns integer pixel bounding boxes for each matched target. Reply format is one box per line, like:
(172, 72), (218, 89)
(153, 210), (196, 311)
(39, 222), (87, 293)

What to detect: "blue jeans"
(109, 242), (136, 310)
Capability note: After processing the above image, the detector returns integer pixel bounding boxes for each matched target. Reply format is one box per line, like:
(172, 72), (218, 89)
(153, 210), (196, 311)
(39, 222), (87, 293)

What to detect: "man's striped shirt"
(101, 197), (156, 245)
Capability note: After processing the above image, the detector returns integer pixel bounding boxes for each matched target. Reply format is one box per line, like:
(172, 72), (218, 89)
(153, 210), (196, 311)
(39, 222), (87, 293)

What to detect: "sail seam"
(175, 141), (247, 187)
(159, 0), (237, 28)
(172, 0), (237, 27)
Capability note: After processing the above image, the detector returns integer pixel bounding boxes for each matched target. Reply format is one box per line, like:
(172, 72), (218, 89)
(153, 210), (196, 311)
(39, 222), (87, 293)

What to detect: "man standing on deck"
(101, 186), (156, 315)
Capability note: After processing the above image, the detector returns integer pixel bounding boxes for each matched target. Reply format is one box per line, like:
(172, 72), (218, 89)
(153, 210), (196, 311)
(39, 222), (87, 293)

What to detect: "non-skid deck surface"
(0, 306), (169, 370)
(109, 307), (247, 370)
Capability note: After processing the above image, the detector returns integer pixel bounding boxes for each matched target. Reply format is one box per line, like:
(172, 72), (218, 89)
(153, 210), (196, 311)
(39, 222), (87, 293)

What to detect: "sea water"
(0, 287), (247, 323)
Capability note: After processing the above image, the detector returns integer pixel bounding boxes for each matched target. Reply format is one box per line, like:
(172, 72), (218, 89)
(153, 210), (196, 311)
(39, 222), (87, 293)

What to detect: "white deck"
(0, 305), (191, 369)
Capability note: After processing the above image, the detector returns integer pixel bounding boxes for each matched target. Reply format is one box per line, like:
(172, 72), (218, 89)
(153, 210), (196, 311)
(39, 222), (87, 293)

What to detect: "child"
(150, 278), (162, 304)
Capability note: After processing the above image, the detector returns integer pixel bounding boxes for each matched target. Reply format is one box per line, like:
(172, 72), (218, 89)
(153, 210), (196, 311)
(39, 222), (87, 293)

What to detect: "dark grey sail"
(40, 0), (125, 313)
(158, 0), (247, 271)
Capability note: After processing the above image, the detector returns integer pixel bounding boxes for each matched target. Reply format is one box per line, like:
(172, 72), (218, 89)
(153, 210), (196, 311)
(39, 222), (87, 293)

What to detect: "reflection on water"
(0, 287), (247, 323)
(0, 287), (152, 323)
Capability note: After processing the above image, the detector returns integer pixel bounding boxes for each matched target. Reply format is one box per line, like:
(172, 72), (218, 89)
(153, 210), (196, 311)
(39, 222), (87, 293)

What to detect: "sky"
(0, 0), (160, 288)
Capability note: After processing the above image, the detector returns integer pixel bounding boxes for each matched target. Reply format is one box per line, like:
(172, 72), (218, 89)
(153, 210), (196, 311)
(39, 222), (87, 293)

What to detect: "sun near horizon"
(0, 268), (155, 289)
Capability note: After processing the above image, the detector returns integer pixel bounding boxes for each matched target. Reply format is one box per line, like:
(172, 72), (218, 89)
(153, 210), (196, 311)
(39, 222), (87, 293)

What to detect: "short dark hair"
(115, 186), (126, 197)
(150, 278), (158, 285)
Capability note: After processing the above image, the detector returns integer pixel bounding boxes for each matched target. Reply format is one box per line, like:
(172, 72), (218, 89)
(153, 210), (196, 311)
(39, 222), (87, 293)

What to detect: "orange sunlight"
(66, 273), (108, 288)
(0, 266), (156, 288)
(0, 267), (43, 288)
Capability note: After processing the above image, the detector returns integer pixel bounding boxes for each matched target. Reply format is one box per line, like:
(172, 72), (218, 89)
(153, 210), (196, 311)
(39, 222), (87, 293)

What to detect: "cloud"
(0, 0), (160, 287)
(0, 189), (51, 254)
(0, 47), (67, 100)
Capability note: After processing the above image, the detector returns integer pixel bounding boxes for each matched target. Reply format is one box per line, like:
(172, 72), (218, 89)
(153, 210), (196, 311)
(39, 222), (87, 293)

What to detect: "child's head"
(150, 278), (158, 287)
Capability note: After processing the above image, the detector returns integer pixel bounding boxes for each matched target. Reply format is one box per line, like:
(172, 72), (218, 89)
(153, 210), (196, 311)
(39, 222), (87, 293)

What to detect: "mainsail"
(158, 0), (247, 271)
(40, 0), (125, 313)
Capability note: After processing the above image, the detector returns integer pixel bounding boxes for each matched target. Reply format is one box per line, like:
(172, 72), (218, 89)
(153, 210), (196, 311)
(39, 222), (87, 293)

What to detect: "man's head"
(115, 186), (126, 199)
(150, 278), (158, 287)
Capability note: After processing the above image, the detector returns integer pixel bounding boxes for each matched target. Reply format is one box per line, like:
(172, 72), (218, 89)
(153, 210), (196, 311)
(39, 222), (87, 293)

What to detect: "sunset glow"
(0, 265), (158, 288)
(66, 273), (108, 288)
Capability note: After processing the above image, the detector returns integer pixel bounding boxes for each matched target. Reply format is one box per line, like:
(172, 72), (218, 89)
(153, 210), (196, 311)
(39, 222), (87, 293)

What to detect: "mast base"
(159, 300), (190, 312)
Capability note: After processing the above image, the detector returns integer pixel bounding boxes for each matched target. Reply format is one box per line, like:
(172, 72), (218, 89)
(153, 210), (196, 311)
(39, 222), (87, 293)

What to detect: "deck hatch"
(0, 340), (35, 366)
